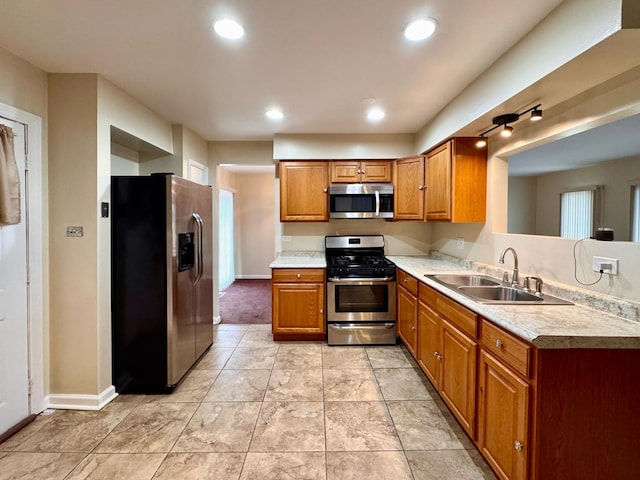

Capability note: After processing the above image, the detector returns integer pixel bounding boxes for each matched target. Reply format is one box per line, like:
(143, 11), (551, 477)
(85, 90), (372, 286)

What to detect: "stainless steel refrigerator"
(111, 174), (213, 393)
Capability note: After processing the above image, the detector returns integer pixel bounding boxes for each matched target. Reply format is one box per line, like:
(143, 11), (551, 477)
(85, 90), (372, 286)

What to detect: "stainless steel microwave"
(329, 183), (394, 219)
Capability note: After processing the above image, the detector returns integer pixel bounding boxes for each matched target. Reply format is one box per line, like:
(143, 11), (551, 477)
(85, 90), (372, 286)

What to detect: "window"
(632, 185), (640, 242)
(560, 187), (600, 239)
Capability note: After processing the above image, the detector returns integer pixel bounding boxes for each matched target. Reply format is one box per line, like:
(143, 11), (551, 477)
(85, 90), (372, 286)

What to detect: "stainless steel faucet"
(499, 247), (519, 285)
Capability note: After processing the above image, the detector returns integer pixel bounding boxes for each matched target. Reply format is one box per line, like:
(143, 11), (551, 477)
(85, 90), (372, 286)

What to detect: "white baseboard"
(45, 385), (118, 411)
(213, 315), (221, 325)
(234, 274), (271, 279)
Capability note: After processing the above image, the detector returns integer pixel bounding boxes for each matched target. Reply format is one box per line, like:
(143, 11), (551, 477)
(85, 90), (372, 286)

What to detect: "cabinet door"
(331, 161), (360, 183)
(272, 283), (326, 334)
(417, 302), (442, 387)
(478, 350), (529, 480)
(394, 156), (425, 220)
(397, 285), (418, 356)
(361, 161), (392, 182)
(280, 161), (329, 221)
(440, 318), (477, 437)
(425, 141), (452, 221)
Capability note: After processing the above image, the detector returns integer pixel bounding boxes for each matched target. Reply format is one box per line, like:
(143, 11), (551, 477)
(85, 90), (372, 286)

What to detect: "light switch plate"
(456, 237), (464, 250)
(66, 226), (83, 237)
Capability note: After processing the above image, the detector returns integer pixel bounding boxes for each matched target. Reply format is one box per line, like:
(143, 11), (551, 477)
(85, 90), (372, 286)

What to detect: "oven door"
(327, 278), (396, 322)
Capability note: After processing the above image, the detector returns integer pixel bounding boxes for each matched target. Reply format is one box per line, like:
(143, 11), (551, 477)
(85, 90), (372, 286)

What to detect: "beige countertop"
(268, 252), (640, 349)
(388, 255), (640, 349)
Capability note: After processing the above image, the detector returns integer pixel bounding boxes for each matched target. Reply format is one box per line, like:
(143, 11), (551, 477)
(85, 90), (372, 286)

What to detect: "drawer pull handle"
(514, 440), (523, 451)
(495, 339), (503, 349)
(296, 273), (301, 279)
(404, 278), (408, 283)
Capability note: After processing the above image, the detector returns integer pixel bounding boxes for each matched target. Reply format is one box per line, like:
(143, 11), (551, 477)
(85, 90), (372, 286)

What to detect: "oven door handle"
(328, 276), (395, 283)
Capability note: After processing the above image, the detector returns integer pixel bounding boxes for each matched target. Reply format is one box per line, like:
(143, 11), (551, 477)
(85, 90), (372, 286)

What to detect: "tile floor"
(0, 324), (497, 479)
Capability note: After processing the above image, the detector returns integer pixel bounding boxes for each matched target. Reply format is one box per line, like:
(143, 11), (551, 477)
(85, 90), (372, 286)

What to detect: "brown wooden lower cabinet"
(398, 270), (640, 479)
(271, 268), (326, 341)
(397, 270), (418, 356)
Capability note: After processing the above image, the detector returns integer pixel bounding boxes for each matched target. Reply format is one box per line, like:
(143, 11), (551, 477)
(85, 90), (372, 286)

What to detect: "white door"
(0, 119), (30, 435)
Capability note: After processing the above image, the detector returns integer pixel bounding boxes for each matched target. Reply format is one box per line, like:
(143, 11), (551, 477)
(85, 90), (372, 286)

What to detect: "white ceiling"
(0, 0), (563, 141)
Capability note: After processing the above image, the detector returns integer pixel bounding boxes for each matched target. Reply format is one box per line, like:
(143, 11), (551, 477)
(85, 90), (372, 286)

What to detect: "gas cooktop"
(325, 235), (396, 279)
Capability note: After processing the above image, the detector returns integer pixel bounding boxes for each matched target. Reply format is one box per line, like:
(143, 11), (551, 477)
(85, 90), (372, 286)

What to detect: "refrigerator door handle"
(192, 212), (204, 285)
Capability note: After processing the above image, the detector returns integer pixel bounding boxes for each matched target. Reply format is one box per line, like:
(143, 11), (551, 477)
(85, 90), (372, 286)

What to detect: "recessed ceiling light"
(265, 108), (284, 120)
(213, 19), (245, 40)
(367, 108), (385, 122)
(404, 18), (437, 41)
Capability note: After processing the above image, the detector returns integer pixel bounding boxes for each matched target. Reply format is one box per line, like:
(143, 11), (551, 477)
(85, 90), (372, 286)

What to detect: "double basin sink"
(425, 274), (572, 305)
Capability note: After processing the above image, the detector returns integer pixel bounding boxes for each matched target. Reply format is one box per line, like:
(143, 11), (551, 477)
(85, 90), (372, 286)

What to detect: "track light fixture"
(475, 104), (542, 147)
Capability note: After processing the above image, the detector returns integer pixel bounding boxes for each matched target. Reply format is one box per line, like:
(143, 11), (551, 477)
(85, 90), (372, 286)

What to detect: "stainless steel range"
(325, 235), (397, 345)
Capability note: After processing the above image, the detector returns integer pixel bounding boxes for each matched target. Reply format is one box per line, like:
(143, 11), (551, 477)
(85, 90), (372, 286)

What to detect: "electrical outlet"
(282, 235), (292, 242)
(456, 237), (464, 250)
(66, 226), (83, 237)
(592, 256), (618, 275)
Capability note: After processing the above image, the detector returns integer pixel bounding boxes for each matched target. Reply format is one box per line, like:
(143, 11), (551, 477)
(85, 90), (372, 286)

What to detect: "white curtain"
(632, 185), (640, 242)
(560, 189), (595, 239)
(0, 124), (21, 225)
(219, 189), (235, 290)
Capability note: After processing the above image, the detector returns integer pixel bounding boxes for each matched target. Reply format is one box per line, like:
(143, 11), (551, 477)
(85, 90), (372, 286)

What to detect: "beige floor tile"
(65, 453), (165, 480)
(94, 402), (198, 453)
(194, 347), (235, 370)
(212, 329), (246, 347)
(250, 401), (325, 452)
(386, 400), (472, 450)
(240, 452), (326, 480)
(151, 369), (220, 403)
(273, 344), (322, 370)
(265, 369), (323, 401)
(0, 404), (134, 453)
(365, 346), (417, 368)
(216, 324), (251, 331)
(374, 367), (437, 400)
(0, 452), (86, 480)
(326, 451), (413, 480)
(236, 330), (275, 348)
(152, 452), (245, 480)
(204, 370), (271, 402)
(225, 347), (278, 369)
(321, 346), (370, 369)
(324, 401), (401, 451)
(173, 402), (261, 452)
(406, 450), (498, 480)
(322, 369), (383, 401)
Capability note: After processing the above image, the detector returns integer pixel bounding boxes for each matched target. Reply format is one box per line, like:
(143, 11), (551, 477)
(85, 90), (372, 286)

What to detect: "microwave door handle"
(375, 190), (380, 217)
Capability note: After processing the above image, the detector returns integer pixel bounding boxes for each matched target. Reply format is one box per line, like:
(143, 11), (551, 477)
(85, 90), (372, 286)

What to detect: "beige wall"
(273, 134), (414, 159)
(235, 173), (276, 278)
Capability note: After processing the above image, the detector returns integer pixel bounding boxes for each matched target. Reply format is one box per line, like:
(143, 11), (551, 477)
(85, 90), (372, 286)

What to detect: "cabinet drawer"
(481, 319), (531, 378)
(272, 268), (325, 283)
(419, 284), (477, 338)
(397, 269), (418, 296)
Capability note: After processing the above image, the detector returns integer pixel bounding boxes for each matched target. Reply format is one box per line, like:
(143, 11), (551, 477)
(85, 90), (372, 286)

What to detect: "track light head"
(530, 108), (543, 121)
(500, 125), (514, 137)
(476, 137), (487, 148)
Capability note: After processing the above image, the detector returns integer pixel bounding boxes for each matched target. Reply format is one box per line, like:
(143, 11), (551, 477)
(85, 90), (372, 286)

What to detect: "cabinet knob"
(403, 278), (408, 283)
(296, 273), (301, 279)
(434, 351), (442, 360)
(514, 440), (523, 451)
(323, 187), (328, 193)
(495, 339), (503, 349)
(320, 308), (324, 314)
(418, 185), (425, 191)
(411, 326), (416, 331)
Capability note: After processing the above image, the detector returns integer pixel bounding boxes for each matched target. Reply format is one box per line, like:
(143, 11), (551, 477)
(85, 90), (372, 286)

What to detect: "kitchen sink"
(425, 274), (572, 305)
(429, 274), (501, 287)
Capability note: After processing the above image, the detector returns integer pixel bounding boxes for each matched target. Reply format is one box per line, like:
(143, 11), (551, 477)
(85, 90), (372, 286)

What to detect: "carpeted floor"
(219, 279), (272, 324)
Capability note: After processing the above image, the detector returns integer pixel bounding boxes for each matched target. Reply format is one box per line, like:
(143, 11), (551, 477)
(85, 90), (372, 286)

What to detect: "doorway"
(0, 104), (44, 439)
(217, 164), (275, 324)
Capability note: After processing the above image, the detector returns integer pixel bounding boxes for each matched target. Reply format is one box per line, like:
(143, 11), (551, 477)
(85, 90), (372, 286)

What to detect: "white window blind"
(632, 185), (640, 242)
(560, 189), (595, 239)
(219, 189), (235, 291)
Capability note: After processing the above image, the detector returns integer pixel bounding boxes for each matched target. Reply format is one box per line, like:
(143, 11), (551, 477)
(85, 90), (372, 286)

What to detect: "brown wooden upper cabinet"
(394, 138), (487, 222)
(330, 160), (392, 183)
(279, 161), (329, 222)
